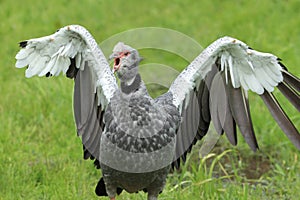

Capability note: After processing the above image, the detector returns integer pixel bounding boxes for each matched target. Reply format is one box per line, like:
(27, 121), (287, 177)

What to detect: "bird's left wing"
(169, 36), (300, 169)
(15, 25), (118, 161)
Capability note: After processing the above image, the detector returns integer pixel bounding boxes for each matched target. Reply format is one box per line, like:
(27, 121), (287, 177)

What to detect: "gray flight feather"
(227, 77), (258, 151)
(277, 82), (300, 112)
(282, 70), (300, 92)
(260, 92), (300, 149)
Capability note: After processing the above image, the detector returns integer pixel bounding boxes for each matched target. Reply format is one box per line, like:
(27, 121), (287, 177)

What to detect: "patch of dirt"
(206, 145), (272, 181)
(181, 141), (273, 183)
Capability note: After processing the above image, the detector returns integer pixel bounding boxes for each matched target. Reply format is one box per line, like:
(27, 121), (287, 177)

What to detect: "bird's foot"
(110, 197), (115, 200)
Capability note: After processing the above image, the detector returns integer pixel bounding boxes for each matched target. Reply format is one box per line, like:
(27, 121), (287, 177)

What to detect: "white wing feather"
(169, 36), (283, 110)
(15, 25), (117, 108)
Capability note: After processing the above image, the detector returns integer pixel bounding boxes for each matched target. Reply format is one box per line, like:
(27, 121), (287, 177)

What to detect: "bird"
(15, 25), (300, 200)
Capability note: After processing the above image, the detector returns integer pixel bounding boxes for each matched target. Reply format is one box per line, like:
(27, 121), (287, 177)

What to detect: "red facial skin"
(113, 51), (131, 73)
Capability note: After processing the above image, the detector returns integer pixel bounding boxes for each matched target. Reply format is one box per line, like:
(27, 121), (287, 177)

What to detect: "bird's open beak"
(111, 51), (131, 73)
(113, 57), (121, 73)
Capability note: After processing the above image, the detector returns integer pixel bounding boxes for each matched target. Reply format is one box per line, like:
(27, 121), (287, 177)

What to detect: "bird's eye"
(124, 52), (130, 56)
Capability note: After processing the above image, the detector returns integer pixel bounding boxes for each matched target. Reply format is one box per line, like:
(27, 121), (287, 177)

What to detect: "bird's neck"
(120, 73), (142, 94)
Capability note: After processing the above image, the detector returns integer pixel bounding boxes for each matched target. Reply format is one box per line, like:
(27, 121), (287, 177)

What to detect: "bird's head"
(109, 42), (142, 81)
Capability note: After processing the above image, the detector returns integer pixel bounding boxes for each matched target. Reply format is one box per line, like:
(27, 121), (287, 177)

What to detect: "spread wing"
(15, 25), (118, 161)
(169, 36), (300, 169)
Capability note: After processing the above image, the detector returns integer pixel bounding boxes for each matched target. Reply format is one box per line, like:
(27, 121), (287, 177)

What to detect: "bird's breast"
(99, 94), (179, 173)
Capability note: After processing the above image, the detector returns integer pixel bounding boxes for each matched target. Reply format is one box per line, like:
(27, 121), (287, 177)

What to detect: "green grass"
(1, 0), (300, 199)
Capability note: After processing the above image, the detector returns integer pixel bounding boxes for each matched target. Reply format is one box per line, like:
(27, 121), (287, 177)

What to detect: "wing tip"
(278, 61), (288, 71)
(251, 145), (259, 152)
(45, 72), (53, 77)
(260, 92), (300, 150)
(19, 41), (28, 48)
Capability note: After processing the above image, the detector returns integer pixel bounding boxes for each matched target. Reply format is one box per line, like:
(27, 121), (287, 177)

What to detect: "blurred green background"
(0, 0), (299, 199)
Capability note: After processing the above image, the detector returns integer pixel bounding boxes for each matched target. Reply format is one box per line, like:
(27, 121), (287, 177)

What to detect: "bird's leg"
(110, 197), (115, 200)
(147, 195), (158, 200)
(147, 191), (159, 200)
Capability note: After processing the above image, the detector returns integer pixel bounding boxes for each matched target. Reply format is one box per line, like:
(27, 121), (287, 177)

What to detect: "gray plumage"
(15, 25), (300, 200)
(99, 43), (180, 199)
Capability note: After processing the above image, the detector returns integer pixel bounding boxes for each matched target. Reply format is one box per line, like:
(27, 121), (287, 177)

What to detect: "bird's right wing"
(15, 25), (118, 161)
(168, 36), (300, 169)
